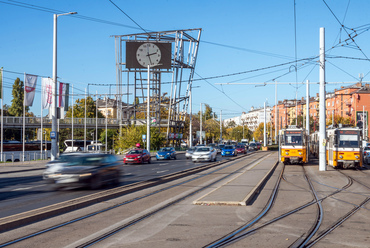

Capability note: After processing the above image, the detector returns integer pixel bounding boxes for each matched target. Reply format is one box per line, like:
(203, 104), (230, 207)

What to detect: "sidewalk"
(193, 152), (278, 206)
(0, 160), (48, 174)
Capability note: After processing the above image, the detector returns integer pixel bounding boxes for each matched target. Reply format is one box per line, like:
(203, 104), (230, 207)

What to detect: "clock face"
(136, 43), (162, 67)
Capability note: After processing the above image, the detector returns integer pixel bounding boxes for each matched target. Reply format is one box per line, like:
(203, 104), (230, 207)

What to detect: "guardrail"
(0, 117), (178, 129)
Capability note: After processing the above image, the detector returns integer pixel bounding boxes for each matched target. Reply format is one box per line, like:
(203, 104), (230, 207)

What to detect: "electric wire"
(1, 0), (141, 30)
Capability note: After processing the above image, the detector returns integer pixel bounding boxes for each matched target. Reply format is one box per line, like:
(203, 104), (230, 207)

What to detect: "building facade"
(271, 82), (370, 140)
(224, 106), (272, 132)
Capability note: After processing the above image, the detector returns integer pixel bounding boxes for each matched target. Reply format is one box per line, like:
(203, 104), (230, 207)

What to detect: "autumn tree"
(59, 96), (106, 151)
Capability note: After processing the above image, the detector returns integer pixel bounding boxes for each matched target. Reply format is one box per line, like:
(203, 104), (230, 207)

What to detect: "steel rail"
(72, 153), (272, 248)
(205, 164), (355, 248)
(204, 160), (282, 248)
(305, 197), (370, 248)
(0, 152), (266, 247)
(0, 153), (250, 232)
(304, 170), (370, 247)
(290, 167), (323, 248)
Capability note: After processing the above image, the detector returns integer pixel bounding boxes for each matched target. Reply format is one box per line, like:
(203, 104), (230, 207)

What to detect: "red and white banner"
(24, 74), (37, 106)
(41, 78), (53, 109)
(59, 82), (69, 110)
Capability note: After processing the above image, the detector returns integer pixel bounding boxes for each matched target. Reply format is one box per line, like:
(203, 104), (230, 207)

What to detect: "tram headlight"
(339, 155), (343, 159)
(285, 152), (289, 155)
(355, 155), (359, 159)
(299, 152), (302, 155)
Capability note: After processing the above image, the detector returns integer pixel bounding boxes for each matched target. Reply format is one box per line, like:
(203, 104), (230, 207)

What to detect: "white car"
(192, 146), (217, 163)
(185, 147), (196, 159)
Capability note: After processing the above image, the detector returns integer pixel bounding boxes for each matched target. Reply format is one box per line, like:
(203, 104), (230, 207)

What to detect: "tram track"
(0, 152), (268, 247)
(203, 164), (357, 248)
(0, 154), (247, 233)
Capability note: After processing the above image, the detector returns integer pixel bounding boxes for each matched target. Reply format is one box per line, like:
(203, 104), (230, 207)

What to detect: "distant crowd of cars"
(43, 141), (261, 190)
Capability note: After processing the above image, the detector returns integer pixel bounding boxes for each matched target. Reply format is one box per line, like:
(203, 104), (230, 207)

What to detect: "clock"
(136, 43), (162, 67)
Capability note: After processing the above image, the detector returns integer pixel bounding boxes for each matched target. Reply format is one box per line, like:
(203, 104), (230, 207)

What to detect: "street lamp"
(51, 11), (77, 161)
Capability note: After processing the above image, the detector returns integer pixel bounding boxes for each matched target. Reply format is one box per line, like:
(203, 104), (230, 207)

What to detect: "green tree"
(59, 96), (106, 151)
(100, 129), (118, 151)
(226, 120), (237, 128)
(115, 125), (165, 152)
(8, 78), (29, 116)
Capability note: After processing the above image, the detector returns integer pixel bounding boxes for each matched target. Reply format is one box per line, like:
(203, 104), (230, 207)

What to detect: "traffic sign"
(50, 131), (57, 139)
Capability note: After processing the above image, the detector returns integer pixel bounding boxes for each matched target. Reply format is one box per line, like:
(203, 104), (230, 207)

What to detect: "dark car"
(43, 153), (121, 190)
(249, 143), (258, 151)
(235, 145), (247, 154)
(124, 149), (152, 164)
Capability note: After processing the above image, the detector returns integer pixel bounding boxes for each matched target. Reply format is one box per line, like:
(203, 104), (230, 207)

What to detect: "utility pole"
(220, 110), (222, 142)
(275, 81), (277, 144)
(306, 80), (310, 162)
(200, 103), (203, 145)
(319, 27), (326, 171)
(264, 101), (267, 147)
(147, 65), (151, 152)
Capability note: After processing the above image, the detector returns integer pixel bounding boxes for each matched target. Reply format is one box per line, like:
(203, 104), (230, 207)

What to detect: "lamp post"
(51, 11), (77, 161)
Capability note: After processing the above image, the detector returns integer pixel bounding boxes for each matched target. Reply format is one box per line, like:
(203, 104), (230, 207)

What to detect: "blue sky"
(1, 0), (370, 119)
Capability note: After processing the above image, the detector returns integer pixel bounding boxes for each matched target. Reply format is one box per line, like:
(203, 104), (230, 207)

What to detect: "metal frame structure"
(113, 28), (202, 144)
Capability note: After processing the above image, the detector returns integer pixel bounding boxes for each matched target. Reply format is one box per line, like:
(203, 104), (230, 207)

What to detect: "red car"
(235, 145), (247, 154)
(256, 142), (262, 150)
(124, 149), (151, 164)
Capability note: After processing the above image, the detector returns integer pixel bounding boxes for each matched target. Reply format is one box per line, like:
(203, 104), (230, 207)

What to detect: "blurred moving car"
(221, 145), (237, 157)
(249, 143), (258, 151)
(185, 147), (196, 159)
(43, 153), (121, 190)
(218, 144), (225, 153)
(156, 147), (177, 160)
(364, 151), (370, 164)
(256, 142), (262, 150)
(363, 146), (370, 160)
(192, 146), (217, 163)
(123, 149), (151, 164)
(235, 144), (247, 154)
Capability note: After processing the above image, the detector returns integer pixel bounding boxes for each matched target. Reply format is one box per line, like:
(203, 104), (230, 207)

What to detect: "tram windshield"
(284, 131), (303, 145)
(338, 133), (359, 148)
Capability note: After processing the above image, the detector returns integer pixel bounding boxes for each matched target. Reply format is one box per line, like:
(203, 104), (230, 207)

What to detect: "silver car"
(185, 147), (196, 159)
(192, 146), (217, 163)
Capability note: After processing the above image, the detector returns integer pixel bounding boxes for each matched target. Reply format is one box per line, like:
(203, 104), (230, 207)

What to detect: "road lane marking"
(11, 185), (44, 191)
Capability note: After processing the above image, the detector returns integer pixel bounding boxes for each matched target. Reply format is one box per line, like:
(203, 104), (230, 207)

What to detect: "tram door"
(328, 134), (334, 166)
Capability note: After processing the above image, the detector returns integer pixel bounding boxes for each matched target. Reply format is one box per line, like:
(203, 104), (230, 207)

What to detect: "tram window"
(285, 135), (302, 145)
(338, 134), (359, 147)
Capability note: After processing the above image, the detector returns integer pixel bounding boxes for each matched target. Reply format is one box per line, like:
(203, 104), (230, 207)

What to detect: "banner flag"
(24, 74), (37, 106)
(59, 82), (69, 111)
(42, 78), (53, 109)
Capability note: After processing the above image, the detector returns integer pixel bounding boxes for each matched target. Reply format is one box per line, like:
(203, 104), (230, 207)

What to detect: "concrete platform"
(193, 152), (278, 206)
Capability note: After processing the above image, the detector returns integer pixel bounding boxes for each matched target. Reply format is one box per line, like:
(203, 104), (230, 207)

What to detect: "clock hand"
(147, 52), (158, 56)
(147, 54), (153, 64)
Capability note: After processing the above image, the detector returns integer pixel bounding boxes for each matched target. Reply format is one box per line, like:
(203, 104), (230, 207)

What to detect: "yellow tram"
(326, 127), (362, 169)
(309, 131), (319, 158)
(279, 126), (308, 165)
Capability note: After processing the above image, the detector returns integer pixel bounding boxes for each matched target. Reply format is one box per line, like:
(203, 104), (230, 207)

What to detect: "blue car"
(221, 145), (237, 157)
(156, 147), (177, 160)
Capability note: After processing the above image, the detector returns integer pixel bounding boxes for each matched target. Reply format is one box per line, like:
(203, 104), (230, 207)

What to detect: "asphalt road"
(0, 152), (241, 218)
